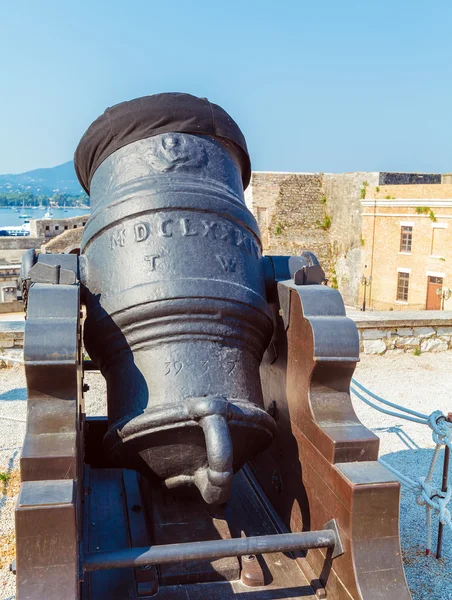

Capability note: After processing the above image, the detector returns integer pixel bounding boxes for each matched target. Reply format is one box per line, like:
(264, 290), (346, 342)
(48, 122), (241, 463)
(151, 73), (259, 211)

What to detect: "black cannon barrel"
(76, 94), (276, 504)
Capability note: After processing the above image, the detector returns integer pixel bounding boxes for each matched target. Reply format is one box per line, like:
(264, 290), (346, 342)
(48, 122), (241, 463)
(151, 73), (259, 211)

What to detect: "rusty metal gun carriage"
(14, 93), (412, 599)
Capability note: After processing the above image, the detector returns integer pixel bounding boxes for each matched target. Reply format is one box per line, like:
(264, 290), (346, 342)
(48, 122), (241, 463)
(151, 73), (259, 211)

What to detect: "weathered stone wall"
(0, 218), (87, 304)
(0, 300), (23, 313)
(0, 324), (24, 367)
(0, 237), (43, 267)
(246, 171), (379, 305)
(0, 273), (20, 302)
(0, 329), (24, 349)
(245, 172), (452, 309)
(246, 172), (334, 276)
(324, 172), (379, 306)
(0, 327), (24, 367)
(42, 227), (83, 254)
(349, 310), (452, 354)
(0, 238), (41, 305)
(359, 324), (452, 355)
(0, 238), (43, 250)
(29, 214), (89, 239)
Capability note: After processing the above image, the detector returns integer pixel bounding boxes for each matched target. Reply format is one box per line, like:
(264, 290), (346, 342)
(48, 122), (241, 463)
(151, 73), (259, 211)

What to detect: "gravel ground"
(1, 353), (451, 599)
(0, 369), (105, 600)
(353, 351), (452, 600)
(0, 366), (26, 600)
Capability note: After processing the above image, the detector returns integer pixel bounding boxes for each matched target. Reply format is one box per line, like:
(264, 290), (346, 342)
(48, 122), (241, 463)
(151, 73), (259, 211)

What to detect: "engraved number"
(201, 361), (209, 374)
(226, 360), (237, 375)
(164, 361), (184, 375)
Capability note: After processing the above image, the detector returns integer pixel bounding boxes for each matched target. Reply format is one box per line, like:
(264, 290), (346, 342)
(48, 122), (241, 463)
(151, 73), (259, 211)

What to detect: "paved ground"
(1, 353), (451, 599)
(353, 352), (452, 600)
(0, 369), (106, 600)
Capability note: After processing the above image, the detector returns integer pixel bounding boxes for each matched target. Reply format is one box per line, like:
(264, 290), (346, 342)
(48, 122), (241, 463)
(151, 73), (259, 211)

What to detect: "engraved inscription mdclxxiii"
(109, 216), (261, 259)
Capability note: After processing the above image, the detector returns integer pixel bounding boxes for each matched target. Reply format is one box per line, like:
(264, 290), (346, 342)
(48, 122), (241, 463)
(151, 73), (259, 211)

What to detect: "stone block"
(362, 328), (387, 340)
(421, 339), (448, 352)
(395, 337), (419, 348)
(0, 331), (17, 341)
(0, 339), (14, 349)
(0, 349), (23, 368)
(437, 327), (452, 336)
(396, 328), (413, 336)
(385, 349), (405, 356)
(363, 339), (386, 355)
(413, 327), (435, 338)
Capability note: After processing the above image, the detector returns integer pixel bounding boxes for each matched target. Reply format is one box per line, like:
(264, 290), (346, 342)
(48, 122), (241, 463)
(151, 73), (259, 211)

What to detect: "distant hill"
(0, 161), (83, 196)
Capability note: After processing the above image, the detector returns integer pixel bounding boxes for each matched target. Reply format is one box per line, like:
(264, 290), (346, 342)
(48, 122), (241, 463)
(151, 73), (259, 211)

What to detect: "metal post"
(84, 529), (340, 572)
(437, 288), (452, 311)
(361, 276), (371, 312)
(436, 443), (450, 559)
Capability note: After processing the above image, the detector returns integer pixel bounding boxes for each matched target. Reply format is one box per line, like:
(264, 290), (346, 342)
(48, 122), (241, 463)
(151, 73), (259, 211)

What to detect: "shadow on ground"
(0, 388), (27, 402)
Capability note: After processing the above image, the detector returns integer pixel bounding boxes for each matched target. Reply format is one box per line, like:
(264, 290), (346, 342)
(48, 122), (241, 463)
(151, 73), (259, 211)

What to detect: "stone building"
(361, 183), (452, 311)
(41, 227), (83, 254)
(3, 176), (452, 313)
(245, 171), (450, 310)
(0, 237), (42, 267)
(0, 263), (20, 302)
(29, 214), (89, 239)
(245, 171), (330, 269)
(0, 214), (89, 309)
(245, 171), (377, 307)
(0, 237), (42, 311)
(0, 214), (89, 270)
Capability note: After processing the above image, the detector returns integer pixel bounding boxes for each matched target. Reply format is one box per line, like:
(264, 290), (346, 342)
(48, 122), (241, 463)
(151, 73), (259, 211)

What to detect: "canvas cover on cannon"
(14, 94), (412, 600)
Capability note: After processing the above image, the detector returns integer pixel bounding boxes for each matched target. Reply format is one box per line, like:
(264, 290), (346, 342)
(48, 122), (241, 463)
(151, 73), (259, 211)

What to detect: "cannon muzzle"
(75, 93), (276, 503)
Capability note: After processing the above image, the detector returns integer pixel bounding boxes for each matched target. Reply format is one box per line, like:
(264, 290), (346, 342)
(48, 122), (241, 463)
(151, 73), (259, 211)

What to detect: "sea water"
(0, 207), (90, 228)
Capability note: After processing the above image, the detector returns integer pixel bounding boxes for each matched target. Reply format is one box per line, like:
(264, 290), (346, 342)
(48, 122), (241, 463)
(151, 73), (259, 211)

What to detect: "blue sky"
(0, 0), (451, 175)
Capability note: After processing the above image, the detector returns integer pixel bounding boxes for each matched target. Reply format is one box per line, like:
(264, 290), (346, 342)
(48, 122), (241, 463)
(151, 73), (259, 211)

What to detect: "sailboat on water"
(19, 199), (30, 219)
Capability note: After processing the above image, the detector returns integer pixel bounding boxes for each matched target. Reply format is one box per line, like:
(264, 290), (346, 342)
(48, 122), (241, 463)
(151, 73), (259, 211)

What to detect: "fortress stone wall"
(245, 172), (334, 275)
(29, 214), (89, 239)
(245, 171), (379, 306)
(246, 171), (452, 310)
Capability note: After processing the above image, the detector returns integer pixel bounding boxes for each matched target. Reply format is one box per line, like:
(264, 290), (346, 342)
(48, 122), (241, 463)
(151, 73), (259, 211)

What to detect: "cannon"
(14, 93), (412, 599)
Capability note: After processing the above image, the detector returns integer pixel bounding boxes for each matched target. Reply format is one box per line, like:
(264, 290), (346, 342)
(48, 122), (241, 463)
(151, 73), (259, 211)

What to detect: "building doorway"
(426, 276), (443, 310)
